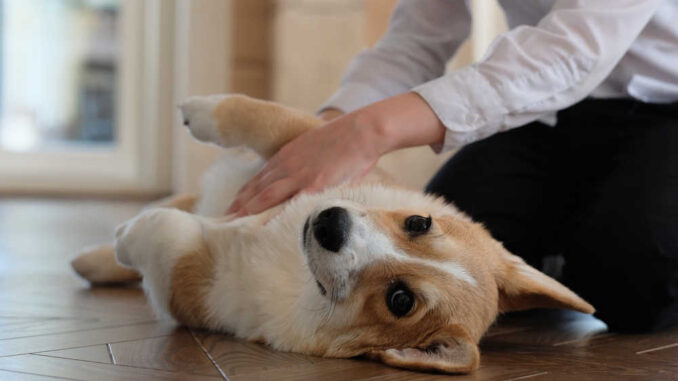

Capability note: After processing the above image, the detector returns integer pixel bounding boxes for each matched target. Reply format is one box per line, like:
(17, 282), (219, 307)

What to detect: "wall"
(172, 0), (232, 194)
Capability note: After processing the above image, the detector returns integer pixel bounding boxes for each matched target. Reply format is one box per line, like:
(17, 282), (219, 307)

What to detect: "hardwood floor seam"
(29, 353), (222, 375)
(105, 343), (116, 365)
(552, 332), (617, 347)
(29, 341), (145, 358)
(33, 353), (110, 366)
(482, 327), (530, 338)
(503, 371), (549, 380)
(636, 342), (678, 355)
(0, 331), (179, 358)
(190, 329), (231, 381)
(0, 319), (161, 342)
(0, 368), (81, 381)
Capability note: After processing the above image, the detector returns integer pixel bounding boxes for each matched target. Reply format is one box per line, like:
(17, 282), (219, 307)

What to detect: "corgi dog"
(72, 95), (594, 374)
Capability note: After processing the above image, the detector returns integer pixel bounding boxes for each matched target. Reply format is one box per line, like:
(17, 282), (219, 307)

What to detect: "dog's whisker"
(322, 287), (338, 325)
(297, 278), (329, 313)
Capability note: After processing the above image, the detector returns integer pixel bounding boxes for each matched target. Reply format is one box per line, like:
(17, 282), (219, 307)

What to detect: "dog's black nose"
(312, 207), (351, 253)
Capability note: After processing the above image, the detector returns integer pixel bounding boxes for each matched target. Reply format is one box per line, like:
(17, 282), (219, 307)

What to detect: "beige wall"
(173, 0), (232, 193)
(270, 0), (363, 111)
(231, 0), (273, 99)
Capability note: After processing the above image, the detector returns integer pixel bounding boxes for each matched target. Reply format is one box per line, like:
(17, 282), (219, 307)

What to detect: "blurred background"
(0, 0), (506, 198)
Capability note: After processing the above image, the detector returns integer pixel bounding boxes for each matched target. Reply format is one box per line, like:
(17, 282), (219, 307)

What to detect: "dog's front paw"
(179, 95), (231, 145)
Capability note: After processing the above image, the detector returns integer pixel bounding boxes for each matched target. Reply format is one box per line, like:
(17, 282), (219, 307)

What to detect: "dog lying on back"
(72, 95), (593, 374)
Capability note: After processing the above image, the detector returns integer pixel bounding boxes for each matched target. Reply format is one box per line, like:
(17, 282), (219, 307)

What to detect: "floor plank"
(109, 328), (220, 376)
(0, 321), (177, 357)
(0, 369), (73, 381)
(0, 355), (222, 381)
(193, 331), (320, 377)
(38, 344), (113, 364)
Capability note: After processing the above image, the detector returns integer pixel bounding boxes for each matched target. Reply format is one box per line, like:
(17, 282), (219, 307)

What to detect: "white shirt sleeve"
(319, 0), (472, 114)
(413, 0), (662, 152)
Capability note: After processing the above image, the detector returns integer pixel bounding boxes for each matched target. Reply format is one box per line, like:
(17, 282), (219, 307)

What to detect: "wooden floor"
(0, 197), (676, 380)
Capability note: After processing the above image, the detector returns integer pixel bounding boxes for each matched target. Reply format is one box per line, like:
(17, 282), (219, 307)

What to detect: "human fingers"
(226, 165), (276, 214)
(235, 178), (300, 217)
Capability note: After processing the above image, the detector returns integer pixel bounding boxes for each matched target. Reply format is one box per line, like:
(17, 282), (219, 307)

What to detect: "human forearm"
(413, 0), (661, 151)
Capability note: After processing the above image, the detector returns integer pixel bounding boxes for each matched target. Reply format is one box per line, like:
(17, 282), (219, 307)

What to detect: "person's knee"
(564, 206), (678, 332)
(592, 285), (677, 333)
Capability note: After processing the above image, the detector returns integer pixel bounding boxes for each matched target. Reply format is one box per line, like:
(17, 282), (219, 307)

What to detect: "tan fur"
(168, 242), (214, 327)
(370, 210), (462, 262)
(495, 251), (595, 313)
(367, 325), (479, 373)
(212, 95), (322, 159)
(313, 258), (485, 371)
(365, 212), (500, 340)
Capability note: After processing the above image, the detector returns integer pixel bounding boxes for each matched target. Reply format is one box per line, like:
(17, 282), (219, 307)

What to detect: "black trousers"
(426, 98), (678, 332)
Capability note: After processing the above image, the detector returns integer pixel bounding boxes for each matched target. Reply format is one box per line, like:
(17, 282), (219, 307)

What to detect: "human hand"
(226, 92), (445, 216)
(226, 110), (384, 216)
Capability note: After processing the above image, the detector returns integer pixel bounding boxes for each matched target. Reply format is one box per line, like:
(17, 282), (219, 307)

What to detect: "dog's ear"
(496, 249), (594, 313)
(367, 325), (479, 374)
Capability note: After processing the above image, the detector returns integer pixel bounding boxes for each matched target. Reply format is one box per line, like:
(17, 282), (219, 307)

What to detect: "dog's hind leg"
(114, 207), (215, 327)
(180, 94), (322, 159)
(71, 244), (140, 284)
(71, 193), (198, 284)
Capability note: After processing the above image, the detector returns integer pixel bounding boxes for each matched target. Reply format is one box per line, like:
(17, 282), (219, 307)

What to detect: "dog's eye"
(386, 282), (415, 318)
(404, 215), (432, 235)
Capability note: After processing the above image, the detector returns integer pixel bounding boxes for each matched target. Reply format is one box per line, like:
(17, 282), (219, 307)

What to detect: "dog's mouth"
(302, 216), (311, 247)
(315, 280), (327, 296)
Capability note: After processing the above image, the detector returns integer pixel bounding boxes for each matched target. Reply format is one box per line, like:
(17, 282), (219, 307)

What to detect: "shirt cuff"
(413, 65), (506, 153)
(317, 83), (386, 115)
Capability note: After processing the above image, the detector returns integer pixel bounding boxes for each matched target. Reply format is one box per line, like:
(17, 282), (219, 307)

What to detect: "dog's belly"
(194, 149), (265, 217)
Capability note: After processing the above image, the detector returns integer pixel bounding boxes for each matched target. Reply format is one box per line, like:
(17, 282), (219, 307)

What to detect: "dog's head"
(301, 197), (593, 374)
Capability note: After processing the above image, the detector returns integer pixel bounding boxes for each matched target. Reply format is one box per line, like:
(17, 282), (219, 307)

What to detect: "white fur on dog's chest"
(199, 211), (328, 350)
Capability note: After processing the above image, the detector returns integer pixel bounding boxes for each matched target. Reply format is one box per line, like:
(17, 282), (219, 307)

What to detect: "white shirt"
(321, 0), (678, 152)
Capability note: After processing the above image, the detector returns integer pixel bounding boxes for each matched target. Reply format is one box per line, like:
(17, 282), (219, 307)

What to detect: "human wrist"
(353, 92), (446, 155)
(351, 105), (397, 157)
